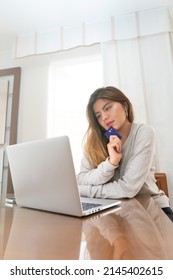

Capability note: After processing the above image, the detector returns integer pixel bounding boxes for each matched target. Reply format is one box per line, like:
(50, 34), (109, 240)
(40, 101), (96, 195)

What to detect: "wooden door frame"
(0, 67), (21, 193)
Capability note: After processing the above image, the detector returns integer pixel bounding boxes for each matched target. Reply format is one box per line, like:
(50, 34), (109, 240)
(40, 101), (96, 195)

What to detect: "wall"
(0, 50), (48, 143)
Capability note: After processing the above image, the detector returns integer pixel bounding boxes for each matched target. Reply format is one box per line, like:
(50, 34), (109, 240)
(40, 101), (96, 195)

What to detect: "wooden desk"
(0, 195), (173, 260)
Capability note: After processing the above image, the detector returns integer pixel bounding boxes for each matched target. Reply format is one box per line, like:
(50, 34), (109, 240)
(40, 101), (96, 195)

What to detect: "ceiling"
(0, 0), (173, 51)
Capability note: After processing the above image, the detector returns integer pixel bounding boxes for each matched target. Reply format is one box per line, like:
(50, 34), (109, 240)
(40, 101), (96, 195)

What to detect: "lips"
(106, 121), (114, 128)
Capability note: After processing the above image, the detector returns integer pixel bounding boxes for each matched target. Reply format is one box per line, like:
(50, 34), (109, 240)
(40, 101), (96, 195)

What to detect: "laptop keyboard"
(82, 202), (102, 211)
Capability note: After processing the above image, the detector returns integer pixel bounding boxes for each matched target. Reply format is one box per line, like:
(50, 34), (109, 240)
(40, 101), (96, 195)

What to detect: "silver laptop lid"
(7, 136), (83, 216)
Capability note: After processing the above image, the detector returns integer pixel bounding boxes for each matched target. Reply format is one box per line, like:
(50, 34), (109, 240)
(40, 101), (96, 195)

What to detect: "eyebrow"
(94, 101), (112, 115)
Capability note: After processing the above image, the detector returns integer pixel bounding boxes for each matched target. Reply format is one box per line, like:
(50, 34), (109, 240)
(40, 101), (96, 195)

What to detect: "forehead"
(93, 99), (110, 112)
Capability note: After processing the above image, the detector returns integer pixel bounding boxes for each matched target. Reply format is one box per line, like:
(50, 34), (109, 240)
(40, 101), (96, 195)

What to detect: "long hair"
(83, 86), (134, 168)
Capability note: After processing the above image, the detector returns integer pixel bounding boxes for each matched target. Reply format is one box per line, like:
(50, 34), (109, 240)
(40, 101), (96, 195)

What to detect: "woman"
(77, 86), (173, 221)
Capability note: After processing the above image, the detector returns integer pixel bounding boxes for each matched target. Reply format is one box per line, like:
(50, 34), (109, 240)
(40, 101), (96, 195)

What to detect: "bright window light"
(48, 56), (103, 172)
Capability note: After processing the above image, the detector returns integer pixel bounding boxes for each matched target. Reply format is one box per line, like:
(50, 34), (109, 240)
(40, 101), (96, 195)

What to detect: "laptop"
(6, 136), (121, 217)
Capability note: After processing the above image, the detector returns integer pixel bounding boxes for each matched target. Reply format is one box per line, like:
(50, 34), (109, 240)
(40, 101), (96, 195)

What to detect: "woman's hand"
(107, 135), (122, 166)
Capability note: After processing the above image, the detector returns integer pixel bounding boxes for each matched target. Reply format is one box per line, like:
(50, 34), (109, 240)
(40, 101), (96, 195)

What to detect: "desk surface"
(0, 195), (173, 260)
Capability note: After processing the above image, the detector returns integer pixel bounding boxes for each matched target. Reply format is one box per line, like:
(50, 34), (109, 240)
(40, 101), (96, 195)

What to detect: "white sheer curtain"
(101, 33), (173, 208)
(13, 7), (173, 58)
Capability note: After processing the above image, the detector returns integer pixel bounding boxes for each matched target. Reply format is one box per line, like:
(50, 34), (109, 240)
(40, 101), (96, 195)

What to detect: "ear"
(123, 101), (128, 109)
(125, 107), (128, 117)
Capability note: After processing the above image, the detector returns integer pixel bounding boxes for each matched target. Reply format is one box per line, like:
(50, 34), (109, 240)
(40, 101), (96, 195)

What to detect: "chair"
(155, 173), (169, 196)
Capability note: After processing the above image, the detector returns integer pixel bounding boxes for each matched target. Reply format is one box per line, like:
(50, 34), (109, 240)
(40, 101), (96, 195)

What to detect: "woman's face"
(93, 99), (127, 131)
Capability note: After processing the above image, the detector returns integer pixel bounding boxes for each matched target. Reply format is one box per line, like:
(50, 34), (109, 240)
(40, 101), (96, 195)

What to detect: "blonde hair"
(83, 86), (134, 168)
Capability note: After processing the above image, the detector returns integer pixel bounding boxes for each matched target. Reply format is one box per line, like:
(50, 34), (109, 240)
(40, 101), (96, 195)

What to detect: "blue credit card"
(104, 126), (122, 139)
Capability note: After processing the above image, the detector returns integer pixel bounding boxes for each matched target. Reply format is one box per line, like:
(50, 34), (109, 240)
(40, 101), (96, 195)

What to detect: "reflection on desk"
(0, 195), (173, 260)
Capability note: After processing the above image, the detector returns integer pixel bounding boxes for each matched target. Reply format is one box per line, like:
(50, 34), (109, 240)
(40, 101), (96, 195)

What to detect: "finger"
(108, 141), (122, 153)
(111, 138), (122, 152)
(109, 135), (120, 142)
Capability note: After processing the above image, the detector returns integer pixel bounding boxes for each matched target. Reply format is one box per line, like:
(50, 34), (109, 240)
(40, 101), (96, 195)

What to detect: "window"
(48, 48), (103, 172)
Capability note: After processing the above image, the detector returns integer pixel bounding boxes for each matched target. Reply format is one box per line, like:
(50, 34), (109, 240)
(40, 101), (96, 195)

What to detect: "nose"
(102, 111), (109, 121)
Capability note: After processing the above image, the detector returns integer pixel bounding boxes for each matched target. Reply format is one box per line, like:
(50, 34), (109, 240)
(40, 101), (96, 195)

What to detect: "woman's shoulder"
(131, 123), (156, 143)
(132, 123), (155, 135)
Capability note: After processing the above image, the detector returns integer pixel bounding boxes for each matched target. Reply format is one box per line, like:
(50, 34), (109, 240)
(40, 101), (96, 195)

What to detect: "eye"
(95, 114), (101, 120)
(104, 105), (112, 111)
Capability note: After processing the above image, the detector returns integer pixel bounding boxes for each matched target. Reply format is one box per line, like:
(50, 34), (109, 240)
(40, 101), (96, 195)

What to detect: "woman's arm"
(77, 156), (118, 185)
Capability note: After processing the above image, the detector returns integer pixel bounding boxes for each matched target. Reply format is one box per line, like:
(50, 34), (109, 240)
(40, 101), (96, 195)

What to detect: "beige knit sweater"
(77, 123), (170, 208)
